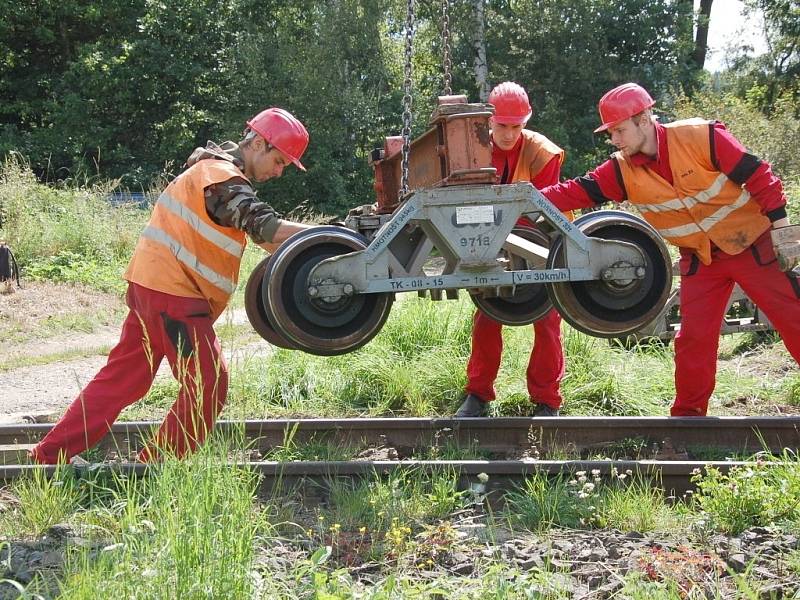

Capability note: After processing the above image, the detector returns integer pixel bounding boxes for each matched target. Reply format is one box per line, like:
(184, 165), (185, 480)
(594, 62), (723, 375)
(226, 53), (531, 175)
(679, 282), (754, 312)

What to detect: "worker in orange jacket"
(31, 108), (314, 464)
(456, 82), (570, 418)
(540, 83), (800, 416)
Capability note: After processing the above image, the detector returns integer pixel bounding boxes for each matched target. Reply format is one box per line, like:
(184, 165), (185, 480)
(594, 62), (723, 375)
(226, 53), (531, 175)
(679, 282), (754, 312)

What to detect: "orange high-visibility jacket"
(513, 129), (563, 184)
(124, 160), (248, 319)
(513, 129), (573, 221)
(615, 118), (770, 265)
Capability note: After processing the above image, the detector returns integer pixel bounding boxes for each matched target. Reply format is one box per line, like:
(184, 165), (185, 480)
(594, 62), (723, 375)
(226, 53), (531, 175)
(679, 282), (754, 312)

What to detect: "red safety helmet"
(488, 82), (532, 125)
(594, 83), (655, 133)
(246, 107), (309, 171)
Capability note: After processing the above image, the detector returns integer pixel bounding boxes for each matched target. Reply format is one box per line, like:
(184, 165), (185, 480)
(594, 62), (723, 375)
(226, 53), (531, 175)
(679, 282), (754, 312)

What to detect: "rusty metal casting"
(371, 95), (496, 213)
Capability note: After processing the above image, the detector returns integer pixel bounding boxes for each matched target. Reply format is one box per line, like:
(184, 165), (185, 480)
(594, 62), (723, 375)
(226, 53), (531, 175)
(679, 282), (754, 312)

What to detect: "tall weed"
(58, 435), (266, 599)
(0, 156), (146, 291)
(3, 466), (85, 536)
(690, 452), (800, 535)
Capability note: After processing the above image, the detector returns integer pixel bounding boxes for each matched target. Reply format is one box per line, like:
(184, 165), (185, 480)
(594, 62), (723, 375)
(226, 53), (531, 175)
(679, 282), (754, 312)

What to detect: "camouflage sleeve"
(204, 177), (283, 244)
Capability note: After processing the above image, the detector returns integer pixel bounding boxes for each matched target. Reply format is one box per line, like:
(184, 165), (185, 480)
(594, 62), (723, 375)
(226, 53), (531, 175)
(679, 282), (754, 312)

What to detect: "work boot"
(455, 394), (489, 417)
(532, 403), (559, 417)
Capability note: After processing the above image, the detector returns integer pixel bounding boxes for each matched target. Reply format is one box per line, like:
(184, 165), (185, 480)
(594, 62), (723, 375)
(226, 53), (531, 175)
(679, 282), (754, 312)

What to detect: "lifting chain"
(399, 0), (415, 197)
(441, 0), (452, 96)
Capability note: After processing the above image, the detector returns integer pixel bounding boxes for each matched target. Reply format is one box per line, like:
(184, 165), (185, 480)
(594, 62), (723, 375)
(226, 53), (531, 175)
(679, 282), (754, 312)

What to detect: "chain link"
(441, 0), (452, 96)
(400, 0), (415, 198)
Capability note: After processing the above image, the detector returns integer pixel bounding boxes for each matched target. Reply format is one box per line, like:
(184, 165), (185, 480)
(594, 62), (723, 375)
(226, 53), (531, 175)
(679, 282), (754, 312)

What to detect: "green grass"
(504, 473), (586, 531)
(182, 295), (681, 421)
(264, 422), (361, 461)
(689, 451), (800, 535)
(0, 157), (146, 293)
(0, 345), (112, 372)
(412, 434), (494, 460)
(320, 467), (466, 535)
(4, 442), (800, 598)
(111, 289), (797, 423)
(504, 469), (680, 534)
(54, 434), (269, 599)
(1, 465), (86, 536)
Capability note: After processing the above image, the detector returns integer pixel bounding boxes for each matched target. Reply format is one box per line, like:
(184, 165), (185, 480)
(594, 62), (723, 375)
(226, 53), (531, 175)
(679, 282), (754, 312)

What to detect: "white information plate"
(455, 205), (494, 225)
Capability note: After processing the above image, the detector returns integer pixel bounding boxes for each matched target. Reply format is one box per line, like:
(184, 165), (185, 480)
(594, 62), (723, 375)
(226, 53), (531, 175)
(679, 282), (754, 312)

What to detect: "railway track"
(2, 417), (798, 497)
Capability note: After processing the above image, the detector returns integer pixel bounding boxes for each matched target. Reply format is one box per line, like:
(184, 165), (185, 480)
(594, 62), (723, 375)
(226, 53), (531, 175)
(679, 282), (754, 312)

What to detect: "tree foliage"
(0, 0), (750, 215)
(722, 0), (799, 114)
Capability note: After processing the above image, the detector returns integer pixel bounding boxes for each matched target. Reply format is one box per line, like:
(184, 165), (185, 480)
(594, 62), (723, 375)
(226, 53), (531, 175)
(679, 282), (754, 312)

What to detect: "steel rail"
(0, 459), (767, 497)
(2, 416), (798, 458)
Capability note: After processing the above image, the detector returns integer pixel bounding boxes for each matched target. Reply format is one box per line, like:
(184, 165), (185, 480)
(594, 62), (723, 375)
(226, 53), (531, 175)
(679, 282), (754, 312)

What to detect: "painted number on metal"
(455, 205), (494, 225)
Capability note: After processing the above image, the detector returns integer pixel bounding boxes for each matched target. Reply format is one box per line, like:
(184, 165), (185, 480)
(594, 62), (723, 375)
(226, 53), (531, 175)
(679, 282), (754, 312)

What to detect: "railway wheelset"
(245, 98), (674, 356)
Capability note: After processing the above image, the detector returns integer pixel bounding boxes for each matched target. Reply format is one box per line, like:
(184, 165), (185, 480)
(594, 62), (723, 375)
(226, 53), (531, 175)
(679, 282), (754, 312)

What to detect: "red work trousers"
(31, 282), (228, 464)
(672, 232), (800, 416)
(465, 308), (565, 408)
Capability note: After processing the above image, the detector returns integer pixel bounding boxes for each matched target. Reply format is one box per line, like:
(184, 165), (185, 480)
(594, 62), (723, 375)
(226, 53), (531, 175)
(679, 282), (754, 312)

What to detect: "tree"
(0, 0), (706, 207)
(692, 0), (714, 70)
(480, 0), (696, 176)
(472, 0), (489, 101)
(734, 0), (800, 113)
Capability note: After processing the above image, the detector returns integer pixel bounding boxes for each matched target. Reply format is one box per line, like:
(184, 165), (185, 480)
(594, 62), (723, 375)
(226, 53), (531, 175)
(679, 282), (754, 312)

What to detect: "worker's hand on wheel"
(771, 225), (800, 272)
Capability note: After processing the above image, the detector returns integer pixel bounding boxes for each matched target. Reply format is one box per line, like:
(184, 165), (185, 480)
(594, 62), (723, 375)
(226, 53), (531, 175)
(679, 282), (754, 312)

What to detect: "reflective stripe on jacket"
(615, 118), (770, 265)
(513, 129), (573, 222)
(124, 160), (249, 319)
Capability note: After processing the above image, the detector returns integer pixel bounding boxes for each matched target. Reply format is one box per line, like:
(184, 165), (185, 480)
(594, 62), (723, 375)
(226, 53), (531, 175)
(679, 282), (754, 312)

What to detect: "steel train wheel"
(469, 226), (553, 325)
(546, 210), (672, 337)
(243, 256), (298, 349)
(264, 226), (393, 356)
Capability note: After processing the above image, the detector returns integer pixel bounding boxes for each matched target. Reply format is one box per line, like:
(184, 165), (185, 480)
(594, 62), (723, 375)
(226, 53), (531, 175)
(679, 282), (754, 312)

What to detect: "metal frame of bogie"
(259, 182), (675, 348)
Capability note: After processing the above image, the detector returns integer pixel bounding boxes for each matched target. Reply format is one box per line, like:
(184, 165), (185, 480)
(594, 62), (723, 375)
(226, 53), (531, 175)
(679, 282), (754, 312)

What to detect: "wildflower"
(618, 473), (627, 481)
(359, 527), (367, 534)
(591, 469), (601, 477)
(578, 475), (588, 484)
(582, 482), (595, 493)
(576, 470), (586, 477)
(568, 479), (578, 486)
(477, 472), (489, 483)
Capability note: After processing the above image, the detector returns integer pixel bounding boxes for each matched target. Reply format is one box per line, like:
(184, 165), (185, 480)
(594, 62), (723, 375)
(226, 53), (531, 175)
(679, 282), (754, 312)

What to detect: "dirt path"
(0, 283), (268, 423)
